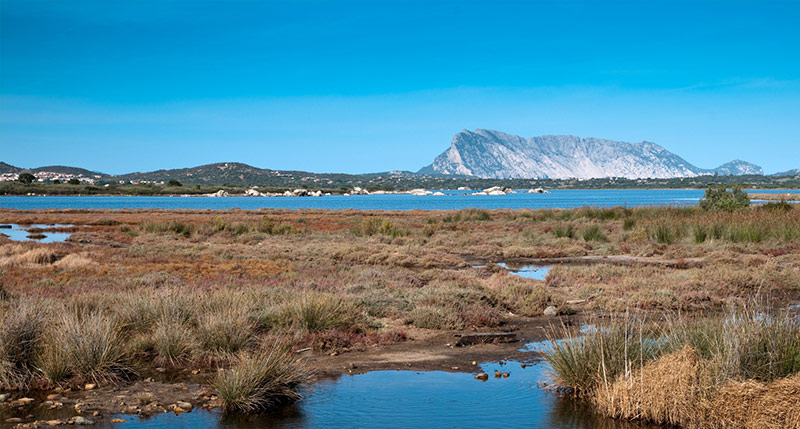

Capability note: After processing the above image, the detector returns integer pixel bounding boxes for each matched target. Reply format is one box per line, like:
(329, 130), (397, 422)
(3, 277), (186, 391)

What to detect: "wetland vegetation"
(0, 201), (798, 426)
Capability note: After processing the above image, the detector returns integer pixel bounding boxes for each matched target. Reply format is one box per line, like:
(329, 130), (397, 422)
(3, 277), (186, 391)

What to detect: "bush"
(197, 307), (255, 356)
(699, 186), (750, 211)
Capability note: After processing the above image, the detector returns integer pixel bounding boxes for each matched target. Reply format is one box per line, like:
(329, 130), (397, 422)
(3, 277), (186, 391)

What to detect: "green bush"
(699, 186), (750, 211)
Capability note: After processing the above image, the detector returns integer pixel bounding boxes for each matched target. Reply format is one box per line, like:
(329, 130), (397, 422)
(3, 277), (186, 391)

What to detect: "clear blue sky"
(1, 0), (798, 174)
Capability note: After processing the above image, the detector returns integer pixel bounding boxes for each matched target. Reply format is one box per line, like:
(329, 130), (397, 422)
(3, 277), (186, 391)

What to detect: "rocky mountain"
(419, 129), (762, 179)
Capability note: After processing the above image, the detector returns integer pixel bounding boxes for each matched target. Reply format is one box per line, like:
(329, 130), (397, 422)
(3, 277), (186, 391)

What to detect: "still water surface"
(0, 189), (708, 210)
(100, 360), (654, 429)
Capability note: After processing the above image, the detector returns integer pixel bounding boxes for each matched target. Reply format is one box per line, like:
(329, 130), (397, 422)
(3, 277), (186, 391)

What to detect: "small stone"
(92, 411), (101, 417)
(111, 419), (126, 423)
(71, 416), (95, 425)
(46, 420), (63, 426)
(543, 306), (558, 316)
(46, 394), (60, 401)
(176, 401), (192, 411)
(0, 393), (9, 402)
(451, 366), (459, 370)
(471, 361), (477, 365)
(494, 371), (502, 378)
(173, 407), (187, 414)
(474, 372), (488, 381)
(521, 364), (528, 369)
(49, 402), (63, 409)
(191, 369), (200, 375)
(84, 383), (97, 391)
(155, 368), (166, 373)
(5, 418), (23, 423)
(502, 372), (510, 378)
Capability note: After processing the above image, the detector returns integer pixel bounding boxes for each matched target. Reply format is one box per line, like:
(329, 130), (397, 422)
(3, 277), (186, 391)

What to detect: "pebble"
(71, 416), (95, 425)
(84, 383), (97, 391)
(111, 419), (126, 423)
(46, 420), (63, 426)
(543, 306), (558, 316)
(502, 372), (510, 378)
(176, 401), (193, 411)
(474, 372), (488, 381)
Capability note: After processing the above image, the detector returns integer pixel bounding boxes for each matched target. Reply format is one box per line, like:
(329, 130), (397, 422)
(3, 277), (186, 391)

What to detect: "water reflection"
(0, 224), (73, 243)
(101, 360), (657, 429)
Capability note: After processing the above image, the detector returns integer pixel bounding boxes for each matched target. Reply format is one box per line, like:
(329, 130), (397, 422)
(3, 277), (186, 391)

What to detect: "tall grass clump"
(0, 300), (49, 389)
(581, 225), (607, 242)
(212, 344), (311, 413)
(541, 312), (660, 393)
(650, 223), (681, 244)
(196, 307), (255, 356)
(152, 315), (194, 367)
(280, 293), (360, 333)
(140, 221), (192, 238)
(692, 225), (708, 243)
(356, 217), (405, 238)
(48, 310), (131, 384)
(553, 224), (575, 239)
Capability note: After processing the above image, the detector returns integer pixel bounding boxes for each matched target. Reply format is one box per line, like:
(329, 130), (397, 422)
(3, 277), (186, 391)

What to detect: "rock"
(292, 189), (309, 197)
(528, 188), (549, 193)
(84, 383), (96, 390)
(244, 188), (263, 197)
(494, 370), (502, 378)
(543, 306), (558, 316)
(46, 420), (63, 426)
(457, 187), (470, 191)
(70, 416), (94, 425)
(408, 188), (430, 196)
(432, 191), (445, 196)
(111, 419), (126, 423)
(173, 407), (187, 414)
(0, 393), (9, 402)
(191, 369), (200, 375)
(471, 361), (477, 366)
(5, 417), (23, 423)
(13, 397), (34, 406)
(46, 394), (60, 401)
(503, 372), (510, 378)
(350, 187), (369, 195)
(176, 401), (193, 411)
(474, 372), (488, 381)
(207, 189), (229, 197)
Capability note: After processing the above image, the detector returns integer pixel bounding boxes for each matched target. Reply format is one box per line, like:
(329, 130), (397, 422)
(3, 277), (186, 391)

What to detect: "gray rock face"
(419, 129), (762, 179)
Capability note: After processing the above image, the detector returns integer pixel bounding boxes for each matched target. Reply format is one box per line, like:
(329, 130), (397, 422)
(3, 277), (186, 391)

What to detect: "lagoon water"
(100, 361), (653, 429)
(2, 189), (796, 211)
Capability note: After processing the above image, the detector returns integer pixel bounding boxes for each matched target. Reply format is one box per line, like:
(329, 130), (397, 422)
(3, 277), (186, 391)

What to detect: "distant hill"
(0, 162), (103, 177)
(773, 169), (800, 177)
(419, 129), (763, 179)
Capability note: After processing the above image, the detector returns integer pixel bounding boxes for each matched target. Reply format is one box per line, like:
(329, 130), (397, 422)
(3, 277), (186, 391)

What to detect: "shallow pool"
(0, 224), (73, 243)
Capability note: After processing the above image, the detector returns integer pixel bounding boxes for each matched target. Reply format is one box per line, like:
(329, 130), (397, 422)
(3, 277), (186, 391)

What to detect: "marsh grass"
(0, 300), (48, 389)
(581, 225), (607, 242)
(544, 301), (800, 427)
(279, 292), (361, 333)
(212, 343), (311, 413)
(53, 310), (132, 385)
(196, 307), (255, 356)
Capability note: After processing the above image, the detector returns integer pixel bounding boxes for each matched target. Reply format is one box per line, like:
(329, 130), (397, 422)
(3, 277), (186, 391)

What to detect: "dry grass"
(593, 346), (713, 427)
(212, 343), (311, 413)
(53, 253), (95, 269)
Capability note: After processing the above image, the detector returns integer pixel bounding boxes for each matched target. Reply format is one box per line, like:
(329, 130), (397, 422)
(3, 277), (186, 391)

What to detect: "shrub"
(692, 225), (708, 243)
(651, 223), (679, 244)
(699, 186), (750, 211)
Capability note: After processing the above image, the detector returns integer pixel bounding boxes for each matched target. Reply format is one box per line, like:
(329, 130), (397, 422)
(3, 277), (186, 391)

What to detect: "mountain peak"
(419, 130), (760, 179)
